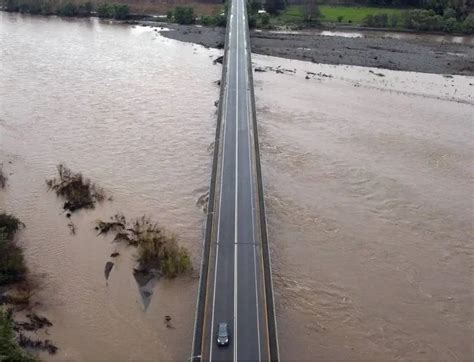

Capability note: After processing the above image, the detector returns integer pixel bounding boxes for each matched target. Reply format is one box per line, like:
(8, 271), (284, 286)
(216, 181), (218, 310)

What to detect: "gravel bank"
(160, 24), (474, 75)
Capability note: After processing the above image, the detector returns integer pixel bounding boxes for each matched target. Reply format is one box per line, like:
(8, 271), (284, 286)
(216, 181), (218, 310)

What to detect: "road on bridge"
(198, 0), (272, 360)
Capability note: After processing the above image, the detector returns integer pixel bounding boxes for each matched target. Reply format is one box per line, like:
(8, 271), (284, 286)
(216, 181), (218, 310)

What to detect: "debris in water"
(67, 222), (76, 235)
(165, 315), (172, 328)
(104, 261), (114, 280)
(196, 191), (210, 214)
(15, 313), (53, 331)
(0, 165), (7, 188)
(369, 70), (385, 77)
(213, 55), (224, 64)
(18, 333), (58, 354)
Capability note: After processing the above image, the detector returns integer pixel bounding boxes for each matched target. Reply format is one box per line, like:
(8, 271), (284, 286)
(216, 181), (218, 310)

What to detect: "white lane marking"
(209, 5), (233, 360)
(234, 0), (239, 360)
(243, 13), (261, 362)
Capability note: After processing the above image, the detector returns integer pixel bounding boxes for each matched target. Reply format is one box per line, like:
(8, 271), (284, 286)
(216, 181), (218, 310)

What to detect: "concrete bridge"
(191, 0), (279, 360)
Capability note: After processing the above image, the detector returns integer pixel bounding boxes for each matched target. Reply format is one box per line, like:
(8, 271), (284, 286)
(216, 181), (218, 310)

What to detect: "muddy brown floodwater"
(0, 12), (221, 360)
(1, 11), (473, 362)
(253, 56), (474, 360)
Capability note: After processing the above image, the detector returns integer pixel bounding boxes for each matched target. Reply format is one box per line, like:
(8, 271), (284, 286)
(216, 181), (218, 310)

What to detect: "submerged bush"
(96, 215), (192, 278)
(0, 166), (6, 188)
(0, 214), (26, 286)
(46, 164), (106, 212)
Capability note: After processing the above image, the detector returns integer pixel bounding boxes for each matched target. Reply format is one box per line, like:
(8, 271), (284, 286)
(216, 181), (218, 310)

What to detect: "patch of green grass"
(276, 5), (407, 25)
(275, 5), (304, 23)
(320, 5), (405, 24)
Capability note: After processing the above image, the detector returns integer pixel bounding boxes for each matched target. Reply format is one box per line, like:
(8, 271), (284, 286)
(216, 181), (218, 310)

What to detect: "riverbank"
(159, 23), (474, 75)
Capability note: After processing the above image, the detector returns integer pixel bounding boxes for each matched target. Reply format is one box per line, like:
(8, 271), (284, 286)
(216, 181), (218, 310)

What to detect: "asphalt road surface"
(202, 0), (270, 360)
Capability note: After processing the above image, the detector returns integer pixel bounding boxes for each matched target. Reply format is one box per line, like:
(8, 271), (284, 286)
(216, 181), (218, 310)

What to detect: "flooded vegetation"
(0, 214), (26, 286)
(46, 164), (106, 213)
(0, 166), (6, 188)
(96, 215), (191, 279)
(0, 213), (58, 358)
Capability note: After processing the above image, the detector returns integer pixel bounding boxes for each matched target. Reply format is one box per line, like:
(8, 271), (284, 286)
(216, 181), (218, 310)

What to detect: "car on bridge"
(217, 322), (230, 347)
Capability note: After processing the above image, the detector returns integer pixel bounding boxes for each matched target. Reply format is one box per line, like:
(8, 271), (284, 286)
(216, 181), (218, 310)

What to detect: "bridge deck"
(192, 0), (278, 360)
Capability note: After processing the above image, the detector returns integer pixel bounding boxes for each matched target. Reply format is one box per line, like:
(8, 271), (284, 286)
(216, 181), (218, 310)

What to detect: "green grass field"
(278, 5), (407, 25)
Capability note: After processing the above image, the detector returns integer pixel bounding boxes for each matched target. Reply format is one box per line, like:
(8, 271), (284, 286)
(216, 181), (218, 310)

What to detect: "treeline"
(362, 0), (473, 33)
(167, 5), (225, 26)
(3, 0), (130, 19)
(403, 9), (473, 32)
(4, 0), (93, 16)
(167, 0), (269, 28)
(97, 3), (129, 19)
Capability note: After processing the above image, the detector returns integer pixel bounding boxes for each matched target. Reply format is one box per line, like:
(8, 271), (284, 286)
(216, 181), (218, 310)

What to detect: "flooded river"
(253, 57), (473, 360)
(0, 12), (221, 360)
(1, 12), (473, 361)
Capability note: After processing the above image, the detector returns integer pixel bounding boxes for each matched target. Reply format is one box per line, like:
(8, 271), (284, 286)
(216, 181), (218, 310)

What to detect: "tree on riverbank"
(173, 6), (195, 24)
(303, 0), (321, 23)
(265, 0), (286, 14)
(97, 3), (130, 20)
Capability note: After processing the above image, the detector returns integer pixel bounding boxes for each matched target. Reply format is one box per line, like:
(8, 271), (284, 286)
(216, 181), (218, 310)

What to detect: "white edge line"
(233, 1), (239, 361)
